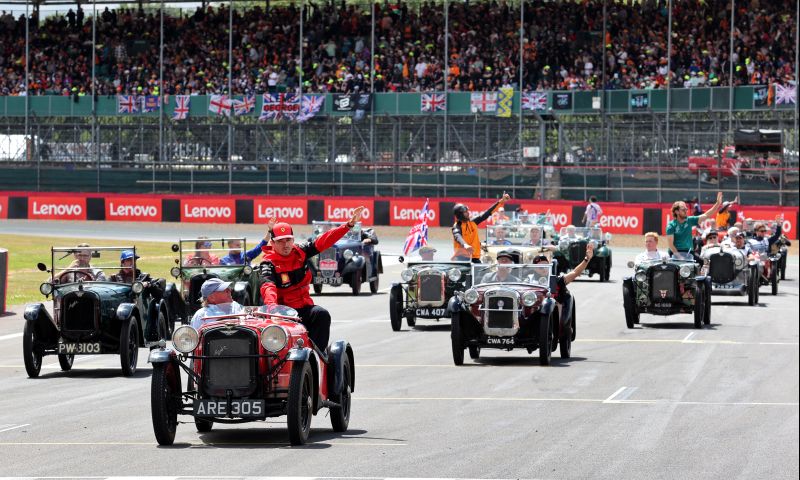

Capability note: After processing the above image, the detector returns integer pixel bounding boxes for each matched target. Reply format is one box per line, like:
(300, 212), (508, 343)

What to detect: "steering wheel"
(186, 256), (213, 267)
(57, 269), (95, 283)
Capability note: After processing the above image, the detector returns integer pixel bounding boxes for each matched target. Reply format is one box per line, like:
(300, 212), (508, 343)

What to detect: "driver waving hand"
(260, 207), (366, 351)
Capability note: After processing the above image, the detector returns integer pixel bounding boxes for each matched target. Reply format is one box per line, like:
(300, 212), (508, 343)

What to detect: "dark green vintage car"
(389, 259), (472, 331)
(23, 246), (171, 378)
(553, 226), (612, 281)
(170, 238), (265, 317)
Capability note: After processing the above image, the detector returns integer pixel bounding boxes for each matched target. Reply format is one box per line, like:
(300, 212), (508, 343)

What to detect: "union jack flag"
(172, 95), (190, 120)
(259, 93), (300, 121)
(774, 83), (797, 105)
(402, 199), (430, 256)
(117, 95), (139, 114)
(421, 93), (447, 112)
(297, 94), (325, 122)
(522, 92), (548, 111)
(233, 95), (256, 116)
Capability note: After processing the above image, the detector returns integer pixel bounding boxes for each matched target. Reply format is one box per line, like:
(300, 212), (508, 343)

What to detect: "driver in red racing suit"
(260, 206), (366, 351)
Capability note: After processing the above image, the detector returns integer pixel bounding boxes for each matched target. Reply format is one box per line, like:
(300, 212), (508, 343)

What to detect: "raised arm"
(698, 191), (723, 224)
(473, 192), (511, 226)
(563, 243), (594, 284)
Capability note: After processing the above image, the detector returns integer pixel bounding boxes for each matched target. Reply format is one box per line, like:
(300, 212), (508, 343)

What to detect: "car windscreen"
(52, 246), (136, 282)
(313, 221), (362, 242)
(486, 224), (549, 247)
(180, 238), (246, 267)
(472, 263), (551, 287)
(559, 226), (603, 241)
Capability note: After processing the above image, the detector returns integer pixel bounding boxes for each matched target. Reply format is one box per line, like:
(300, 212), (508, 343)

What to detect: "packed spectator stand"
(0, 0), (796, 97)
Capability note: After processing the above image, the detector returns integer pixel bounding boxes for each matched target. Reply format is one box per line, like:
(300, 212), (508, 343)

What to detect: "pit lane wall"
(0, 192), (797, 240)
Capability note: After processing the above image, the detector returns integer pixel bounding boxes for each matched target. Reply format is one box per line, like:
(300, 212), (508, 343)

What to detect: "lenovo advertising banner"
(253, 198), (308, 223)
(521, 203), (573, 230)
(389, 199), (438, 226)
(105, 196), (162, 222)
(323, 199), (374, 226)
(598, 206), (644, 234)
(180, 198), (236, 223)
(28, 196), (87, 220)
(0, 196), (7, 219)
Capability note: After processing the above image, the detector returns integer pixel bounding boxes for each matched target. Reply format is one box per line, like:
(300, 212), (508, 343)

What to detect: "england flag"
(402, 199), (430, 256)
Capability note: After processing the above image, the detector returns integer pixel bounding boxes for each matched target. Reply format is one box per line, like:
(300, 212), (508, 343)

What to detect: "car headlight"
(170, 266), (181, 278)
(401, 268), (414, 282)
(463, 288), (479, 305)
(132, 282), (144, 294)
(447, 268), (461, 281)
(343, 249), (354, 261)
(172, 325), (199, 353)
(521, 290), (538, 307)
(635, 271), (646, 283)
(679, 265), (692, 278)
(734, 255), (744, 268)
(243, 265), (253, 275)
(40, 282), (53, 295)
(261, 325), (288, 352)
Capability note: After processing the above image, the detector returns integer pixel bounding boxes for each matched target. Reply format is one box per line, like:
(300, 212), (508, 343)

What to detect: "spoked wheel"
(389, 286), (403, 331)
(23, 321), (43, 378)
(120, 319), (139, 376)
(313, 283), (323, 295)
(330, 354), (352, 432)
(468, 345), (481, 359)
(151, 361), (182, 446)
(450, 312), (465, 366)
(693, 285), (704, 329)
(287, 361), (314, 445)
(538, 311), (553, 366)
(58, 354), (74, 371)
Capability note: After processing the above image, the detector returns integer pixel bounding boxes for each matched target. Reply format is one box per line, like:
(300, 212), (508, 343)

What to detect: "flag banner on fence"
(470, 92), (497, 113)
(297, 94), (325, 122)
(552, 92), (573, 110)
(421, 93), (447, 112)
(496, 87), (513, 117)
(753, 85), (769, 107)
(172, 95), (190, 120)
(117, 95), (139, 114)
(208, 95), (232, 116)
(774, 83), (797, 105)
(521, 92), (547, 111)
(332, 93), (372, 116)
(142, 95), (160, 113)
(402, 198), (430, 256)
(232, 95), (256, 116)
(259, 93), (300, 120)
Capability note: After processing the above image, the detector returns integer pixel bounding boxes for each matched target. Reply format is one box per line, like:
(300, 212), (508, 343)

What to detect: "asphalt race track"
(0, 221), (797, 479)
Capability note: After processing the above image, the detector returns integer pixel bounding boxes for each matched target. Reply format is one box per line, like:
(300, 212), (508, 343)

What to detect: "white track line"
(0, 424), (29, 434)
(0, 333), (23, 342)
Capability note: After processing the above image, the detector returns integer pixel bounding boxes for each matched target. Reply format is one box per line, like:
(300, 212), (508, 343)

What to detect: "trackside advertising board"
(520, 203), (573, 230)
(597, 206), (644, 234)
(105, 196), (162, 222)
(389, 199), (439, 226)
(323, 199), (374, 226)
(180, 198), (236, 223)
(253, 198), (308, 224)
(0, 196), (7, 219)
(28, 196), (87, 220)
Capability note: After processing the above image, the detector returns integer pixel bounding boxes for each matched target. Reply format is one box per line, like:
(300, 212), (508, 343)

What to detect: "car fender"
(148, 347), (178, 364)
(447, 295), (464, 314)
(116, 303), (139, 323)
(287, 346), (312, 362)
(540, 297), (556, 316)
(342, 255), (365, 275)
(23, 303), (59, 343)
(328, 340), (355, 395)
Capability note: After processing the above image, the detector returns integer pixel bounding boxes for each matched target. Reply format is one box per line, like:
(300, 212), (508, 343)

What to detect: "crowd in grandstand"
(0, 0), (795, 96)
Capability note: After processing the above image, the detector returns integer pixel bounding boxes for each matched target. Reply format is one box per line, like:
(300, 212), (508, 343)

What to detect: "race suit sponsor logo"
(28, 196), (87, 220)
(180, 198), (235, 223)
(389, 200), (438, 226)
(324, 200), (374, 225)
(106, 197), (161, 222)
(254, 199), (307, 223)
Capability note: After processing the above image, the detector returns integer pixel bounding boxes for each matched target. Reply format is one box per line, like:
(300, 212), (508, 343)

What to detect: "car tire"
(693, 285), (704, 329)
(151, 362), (181, 446)
(58, 354), (74, 372)
(704, 280), (711, 325)
(468, 345), (480, 359)
(120, 319), (139, 377)
(350, 270), (362, 296)
(287, 360), (314, 445)
(330, 354), (352, 432)
(622, 283), (639, 329)
(406, 313), (416, 328)
(538, 311), (552, 366)
(369, 274), (379, 294)
(389, 285), (403, 332)
(780, 256), (786, 280)
(559, 302), (574, 359)
(747, 267), (757, 306)
(770, 267), (778, 295)
(157, 309), (169, 344)
(313, 283), (323, 295)
(450, 312), (465, 366)
(23, 321), (43, 378)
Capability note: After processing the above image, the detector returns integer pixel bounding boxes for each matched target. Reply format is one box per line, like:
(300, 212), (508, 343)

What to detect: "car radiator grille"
(203, 329), (257, 395)
(319, 248), (336, 263)
(61, 292), (98, 332)
(417, 271), (445, 305)
(485, 295), (515, 329)
(650, 270), (677, 302)
(569, 241), (587, 264)
(710, 254), (736, 284)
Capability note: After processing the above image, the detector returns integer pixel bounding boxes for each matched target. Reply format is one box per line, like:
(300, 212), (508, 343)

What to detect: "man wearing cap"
(480, 251), (520, 283)
(419, 245), (436, 261)
(715, 195), (738, 229)
(109, 250), (142, 283)
(259, 206), (366, 351)
(452, 192), (511, 263)
(190, 278), (244, 330)
(700, 229), (721, 255)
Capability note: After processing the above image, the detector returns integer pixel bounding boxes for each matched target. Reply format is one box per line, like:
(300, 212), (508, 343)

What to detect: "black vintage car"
(170, 238), (264, 317)
(390, 259), (472, 331)
(23, 246), (173, 377)
(307, 221), (383, 295)
(553, 226), (612, 281)
(622, 256), (711, 329)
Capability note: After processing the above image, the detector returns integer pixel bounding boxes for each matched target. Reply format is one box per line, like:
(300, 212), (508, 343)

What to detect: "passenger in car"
(524, 227), (556, 250)
(480, 251), (520, 283)
(184, 237), (220, 266)
(490, 226), (513, 246)
(220, 238), (268, 265)
(635, 232), (669, 264)
(533, 243), (594, 305)
(418, 245), (436, 261)
(65, 243), (107, 281)
(190, 278), (244, 330)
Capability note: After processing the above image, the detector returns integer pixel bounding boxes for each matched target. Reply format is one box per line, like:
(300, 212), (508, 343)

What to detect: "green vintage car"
(553, 226), (612, 281)
(170, 238), (265, 317)
(24, 246), (171, 378)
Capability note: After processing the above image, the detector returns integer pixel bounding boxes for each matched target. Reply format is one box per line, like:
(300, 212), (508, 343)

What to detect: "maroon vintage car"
(448, 263), (575, 366)
(149, 305), (354, 446)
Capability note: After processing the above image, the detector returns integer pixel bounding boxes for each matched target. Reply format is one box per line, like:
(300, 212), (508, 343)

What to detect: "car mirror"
(91, 251), (100, 258)
(171, 244), (180, 252)
(37, 262), (47, 272)
(626, 260), (635, 268)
